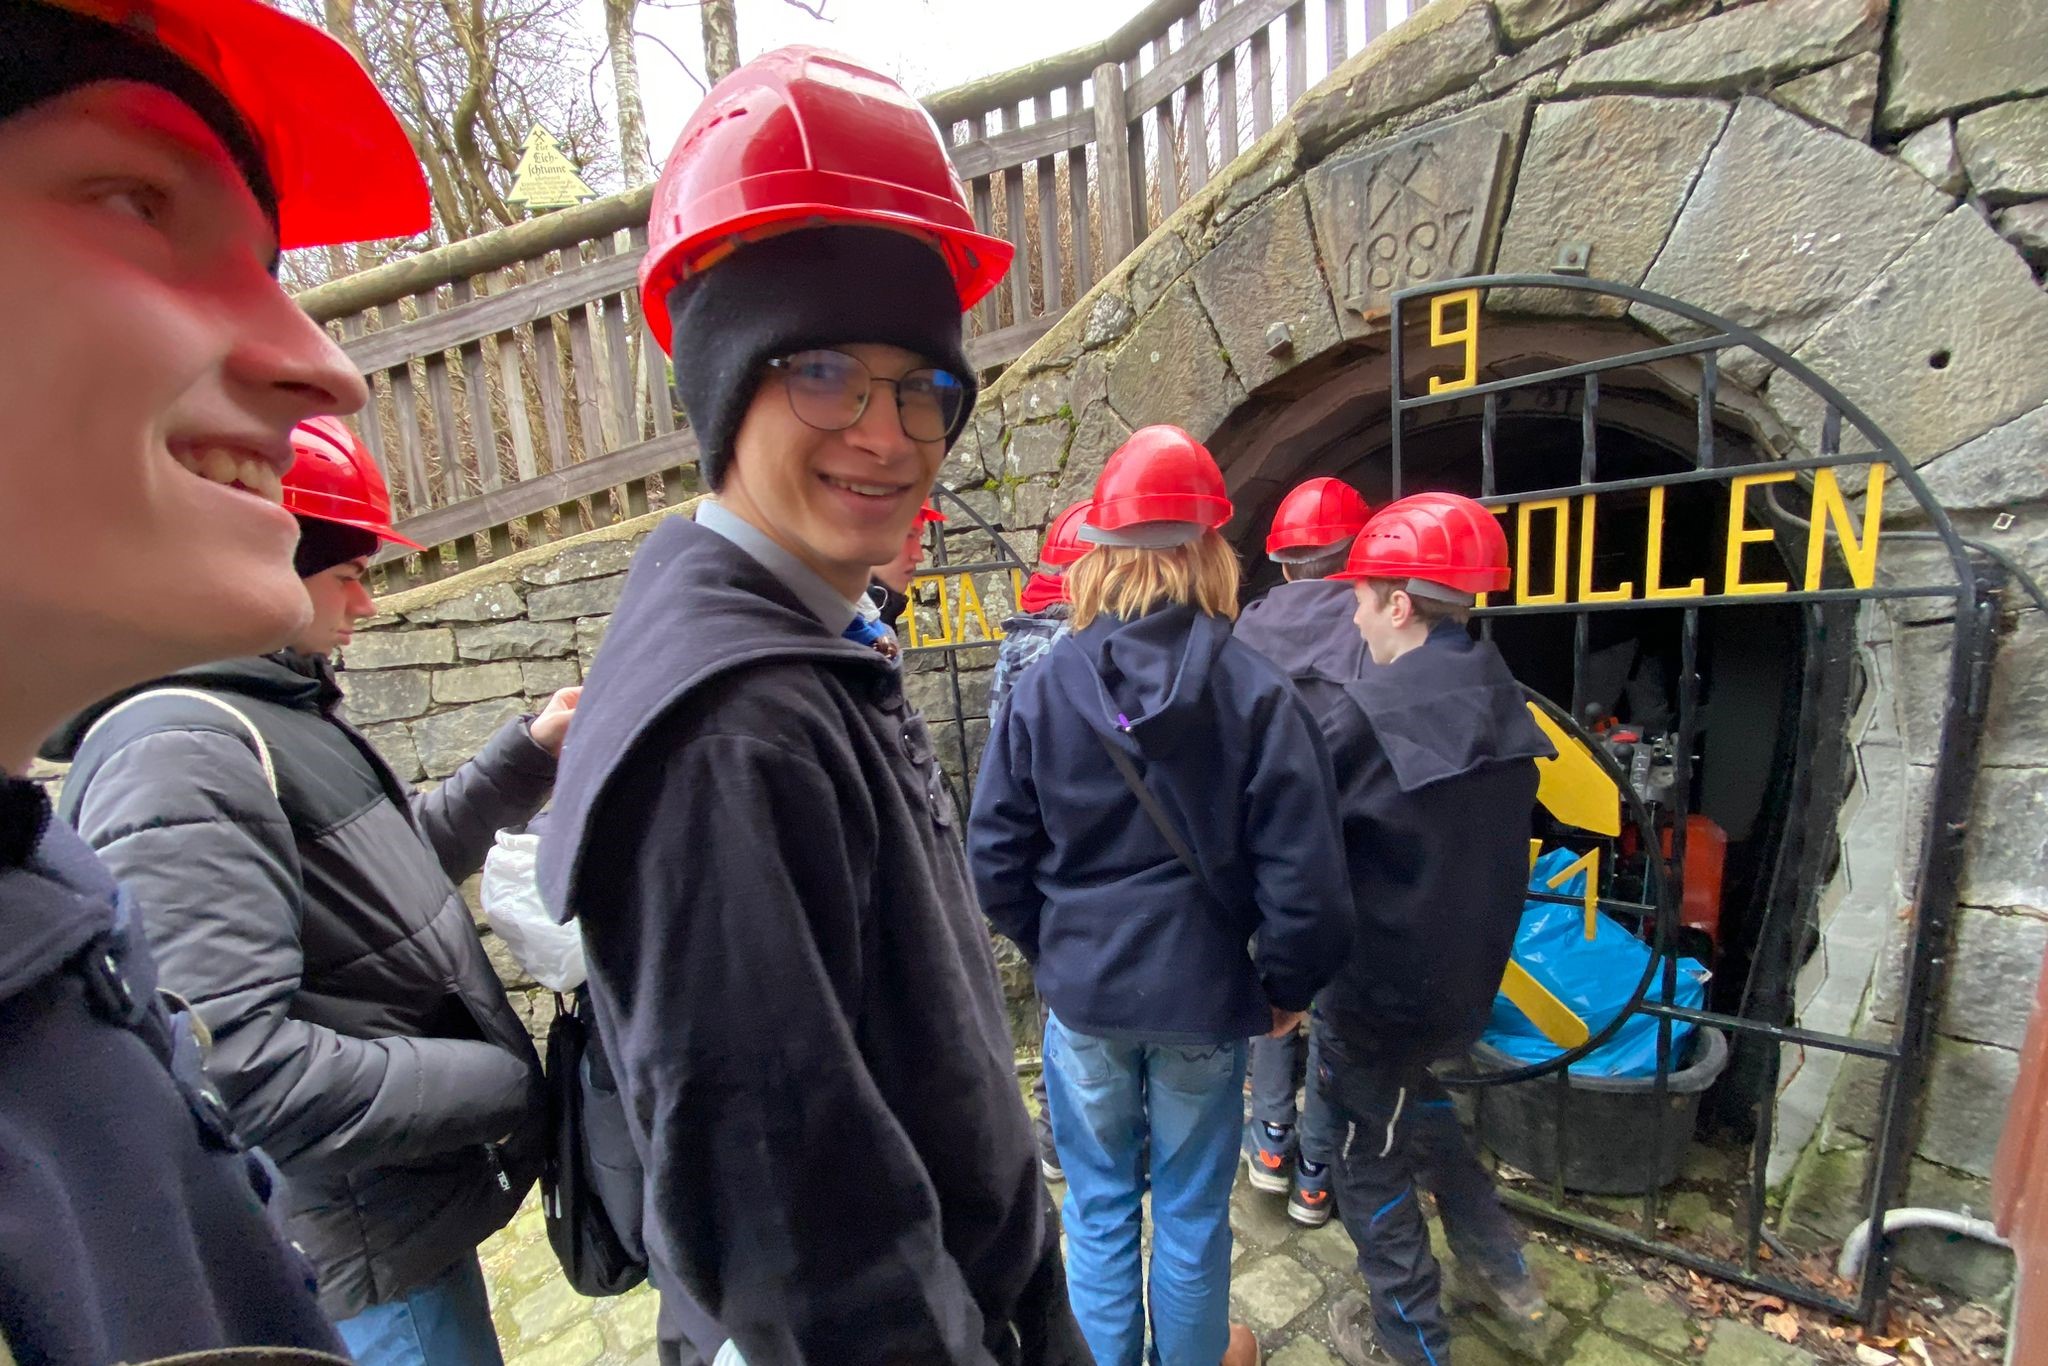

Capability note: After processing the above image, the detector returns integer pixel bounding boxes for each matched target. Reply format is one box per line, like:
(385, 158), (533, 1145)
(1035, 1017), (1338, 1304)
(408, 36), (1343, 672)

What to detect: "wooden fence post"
(1093, 61), (1137, 265)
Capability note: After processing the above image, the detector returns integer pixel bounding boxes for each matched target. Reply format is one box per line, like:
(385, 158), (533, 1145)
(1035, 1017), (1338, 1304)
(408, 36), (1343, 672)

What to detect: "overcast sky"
(579, 0), (1138, 161)
(575, 0), (1424, 169)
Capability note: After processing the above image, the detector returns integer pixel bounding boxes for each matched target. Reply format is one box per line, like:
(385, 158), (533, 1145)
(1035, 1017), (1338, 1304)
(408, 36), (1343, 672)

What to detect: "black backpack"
(542, 988), (648, 1296)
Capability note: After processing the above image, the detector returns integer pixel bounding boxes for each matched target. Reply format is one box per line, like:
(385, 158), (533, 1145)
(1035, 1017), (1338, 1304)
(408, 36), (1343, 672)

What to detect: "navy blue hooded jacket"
(1233, 577), (1370, 685)
(1311, 622), (1554, 1061)
(0, 780), (345, 1364)
(537, 514), (1077, 1366)
(968, 605), (1353, 1045)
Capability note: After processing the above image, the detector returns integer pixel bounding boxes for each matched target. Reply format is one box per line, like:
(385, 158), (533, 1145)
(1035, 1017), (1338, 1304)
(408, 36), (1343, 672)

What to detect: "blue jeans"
(1044, 1013), (1247, 1366)
(335, 1252), (504, 1366)
(1248, 1022), (1342, 1165)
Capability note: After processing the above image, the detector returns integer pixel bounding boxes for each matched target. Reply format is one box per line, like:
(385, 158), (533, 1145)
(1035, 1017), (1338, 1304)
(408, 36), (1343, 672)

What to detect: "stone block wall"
(344, 524), (659, 784)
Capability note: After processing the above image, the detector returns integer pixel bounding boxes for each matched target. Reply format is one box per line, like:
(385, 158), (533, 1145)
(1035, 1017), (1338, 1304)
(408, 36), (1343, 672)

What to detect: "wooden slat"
(1128, 0), (1291, 111)
(593, 236), (638, 448)
(337, 314), (389, 477)
(451, 280), (502, 494)
(630, 226), (675, 438)
(377, 301), (433, 513)
(372, 428), (700, 564)
(564, 282), (612, 458)
(523, 255), (574, 478)
(1327, 0), (1348, 66)
(1183, 64), (1211, 193)
(1217, 0), (1241, 165)
(490, 268), (539, 485)
(1152, 36), (1179, 221)
(1002, 106), (1032, 329)
(970, 113), (998, 335)
(1250, 23), (1274, 138)
(1034, 93), (1063, 315)
(1065, 82), (1093, 287)
(1285, 2), (1308, 104)
(1092, 62), (1137, 265)
(418, 291), (466, 512)
(341, 248), (641, 373)
(949, 107), (1090, 180)
(967, 314), (1061, 370)
(1125, 55), (1149, 238)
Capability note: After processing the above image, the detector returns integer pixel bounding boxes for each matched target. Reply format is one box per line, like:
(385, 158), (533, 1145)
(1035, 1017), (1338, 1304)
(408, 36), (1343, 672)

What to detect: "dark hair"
(1282, 546), (1351, 582)
(1364, 578), (1470, 627)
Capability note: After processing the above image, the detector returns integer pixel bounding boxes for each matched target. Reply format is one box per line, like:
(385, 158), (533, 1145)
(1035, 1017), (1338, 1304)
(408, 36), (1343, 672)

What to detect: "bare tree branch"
(637, 28), (707, 94)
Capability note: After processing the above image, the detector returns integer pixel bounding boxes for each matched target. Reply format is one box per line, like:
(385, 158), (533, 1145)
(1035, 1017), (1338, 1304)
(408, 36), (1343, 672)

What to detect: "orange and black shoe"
(1243, 1121), (1294, 1194)
(1288, 1157), (1334, 1227)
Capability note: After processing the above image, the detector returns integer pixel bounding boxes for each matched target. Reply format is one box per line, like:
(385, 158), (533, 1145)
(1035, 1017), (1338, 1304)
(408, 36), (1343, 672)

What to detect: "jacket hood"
(1341, 622), (1554, 793)
(539, 515), (889, 923)
(1048, 605), (1233, 754)
(1234, 579), (1370, 680)
(41, 652), (332, 763)
(0, 781), (120, 1002)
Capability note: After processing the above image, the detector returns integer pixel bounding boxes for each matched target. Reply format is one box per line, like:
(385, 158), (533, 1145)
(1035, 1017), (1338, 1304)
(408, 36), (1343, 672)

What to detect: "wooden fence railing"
(301, 0), (1409, 588)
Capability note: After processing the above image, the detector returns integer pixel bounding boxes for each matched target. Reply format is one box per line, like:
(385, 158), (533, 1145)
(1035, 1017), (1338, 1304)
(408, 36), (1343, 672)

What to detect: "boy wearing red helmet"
(1234, 476), (1373, 1227)
(1304, 494), (1556, 1366)
(0, 0), (427, 1359)
(54, 417), (577, 1366)
(853, 501), (948, 659)
(970, 427), (1353, 1366)
(537, 48), (1084, 1366)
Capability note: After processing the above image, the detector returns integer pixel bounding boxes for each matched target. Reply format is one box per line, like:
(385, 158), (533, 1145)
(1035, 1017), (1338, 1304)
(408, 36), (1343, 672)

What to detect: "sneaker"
(1221, 1322), (1262, 1366)
(1444, 1259), (1548, 1336)
(1287, 1157), (1333, 1227)
(1326, 1291), (1399, 1366)
(1243, 1120), (1294, 1194)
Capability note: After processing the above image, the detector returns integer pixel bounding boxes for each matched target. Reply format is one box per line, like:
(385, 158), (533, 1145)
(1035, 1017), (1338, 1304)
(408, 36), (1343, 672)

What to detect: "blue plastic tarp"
(1484, 847), (1710, 1078)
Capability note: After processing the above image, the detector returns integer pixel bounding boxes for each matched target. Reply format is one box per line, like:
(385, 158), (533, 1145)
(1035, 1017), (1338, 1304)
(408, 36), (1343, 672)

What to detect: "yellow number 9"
(1427, 287), (1480, 394)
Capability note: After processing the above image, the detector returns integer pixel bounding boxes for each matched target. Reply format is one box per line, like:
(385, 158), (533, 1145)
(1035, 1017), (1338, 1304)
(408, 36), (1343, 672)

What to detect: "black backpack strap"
(1093, 730), (1225, 908)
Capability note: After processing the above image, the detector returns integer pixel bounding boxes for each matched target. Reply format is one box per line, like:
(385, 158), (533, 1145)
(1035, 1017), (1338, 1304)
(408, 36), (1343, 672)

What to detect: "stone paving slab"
(479, 1147), (1993, 1366)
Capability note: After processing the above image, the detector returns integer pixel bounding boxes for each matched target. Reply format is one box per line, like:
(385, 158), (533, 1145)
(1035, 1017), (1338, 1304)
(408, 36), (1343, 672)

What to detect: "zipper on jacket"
(482, 1141), (511, 1192)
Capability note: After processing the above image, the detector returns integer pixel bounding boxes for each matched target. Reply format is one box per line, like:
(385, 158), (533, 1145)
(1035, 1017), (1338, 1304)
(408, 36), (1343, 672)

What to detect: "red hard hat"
(1266, 476), (1371, 561)
(285, 417), (424, 551)
(1039, 502), (1094, 569)
(640, 47), (1014, 355)
(45, 0), (429, 248)
(1082, 426), (1233, 547)
(1333, 491), (1510, 596)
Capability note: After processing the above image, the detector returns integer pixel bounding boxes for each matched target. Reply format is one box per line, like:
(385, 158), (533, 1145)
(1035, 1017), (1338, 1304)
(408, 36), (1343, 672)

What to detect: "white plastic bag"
(480, 829), (587, 991)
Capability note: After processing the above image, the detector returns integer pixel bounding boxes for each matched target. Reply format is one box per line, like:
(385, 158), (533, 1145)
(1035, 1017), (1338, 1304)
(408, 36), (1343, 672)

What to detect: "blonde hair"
(1068, 530), (1242, 629)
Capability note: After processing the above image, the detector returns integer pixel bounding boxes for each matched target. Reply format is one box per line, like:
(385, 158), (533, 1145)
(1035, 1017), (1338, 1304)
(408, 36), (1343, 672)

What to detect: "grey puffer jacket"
(48, 652), (554, 1319)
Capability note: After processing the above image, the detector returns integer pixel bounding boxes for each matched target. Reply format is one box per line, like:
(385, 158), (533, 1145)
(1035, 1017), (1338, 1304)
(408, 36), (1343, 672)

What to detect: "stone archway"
(931, 0), (2048, 1301)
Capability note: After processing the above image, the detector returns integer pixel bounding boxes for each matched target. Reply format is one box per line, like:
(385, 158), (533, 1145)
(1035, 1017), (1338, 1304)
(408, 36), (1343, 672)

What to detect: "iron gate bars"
(1388, 273), (1998, 1327)
(901, 484), (1034, 795)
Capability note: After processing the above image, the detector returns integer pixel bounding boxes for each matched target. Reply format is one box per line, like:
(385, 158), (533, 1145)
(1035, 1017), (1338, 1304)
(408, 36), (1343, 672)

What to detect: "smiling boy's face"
(718, 342), (946, 602)
(0, 80), (366, 723)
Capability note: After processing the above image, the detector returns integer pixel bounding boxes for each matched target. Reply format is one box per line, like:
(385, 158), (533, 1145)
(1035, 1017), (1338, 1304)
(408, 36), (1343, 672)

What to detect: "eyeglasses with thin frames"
(765, 349), (968, 444)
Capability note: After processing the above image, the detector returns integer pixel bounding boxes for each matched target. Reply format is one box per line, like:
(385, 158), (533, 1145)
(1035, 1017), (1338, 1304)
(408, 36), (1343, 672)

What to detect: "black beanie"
(665, 226), (978, 489)
(293, 516), (380, 580)
(1, 0), (279, 228)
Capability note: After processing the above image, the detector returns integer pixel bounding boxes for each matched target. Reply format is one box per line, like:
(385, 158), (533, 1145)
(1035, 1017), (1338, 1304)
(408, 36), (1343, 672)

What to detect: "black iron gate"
(898, 484), (1033, 793)
(1385, 273), (2005, 1326)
